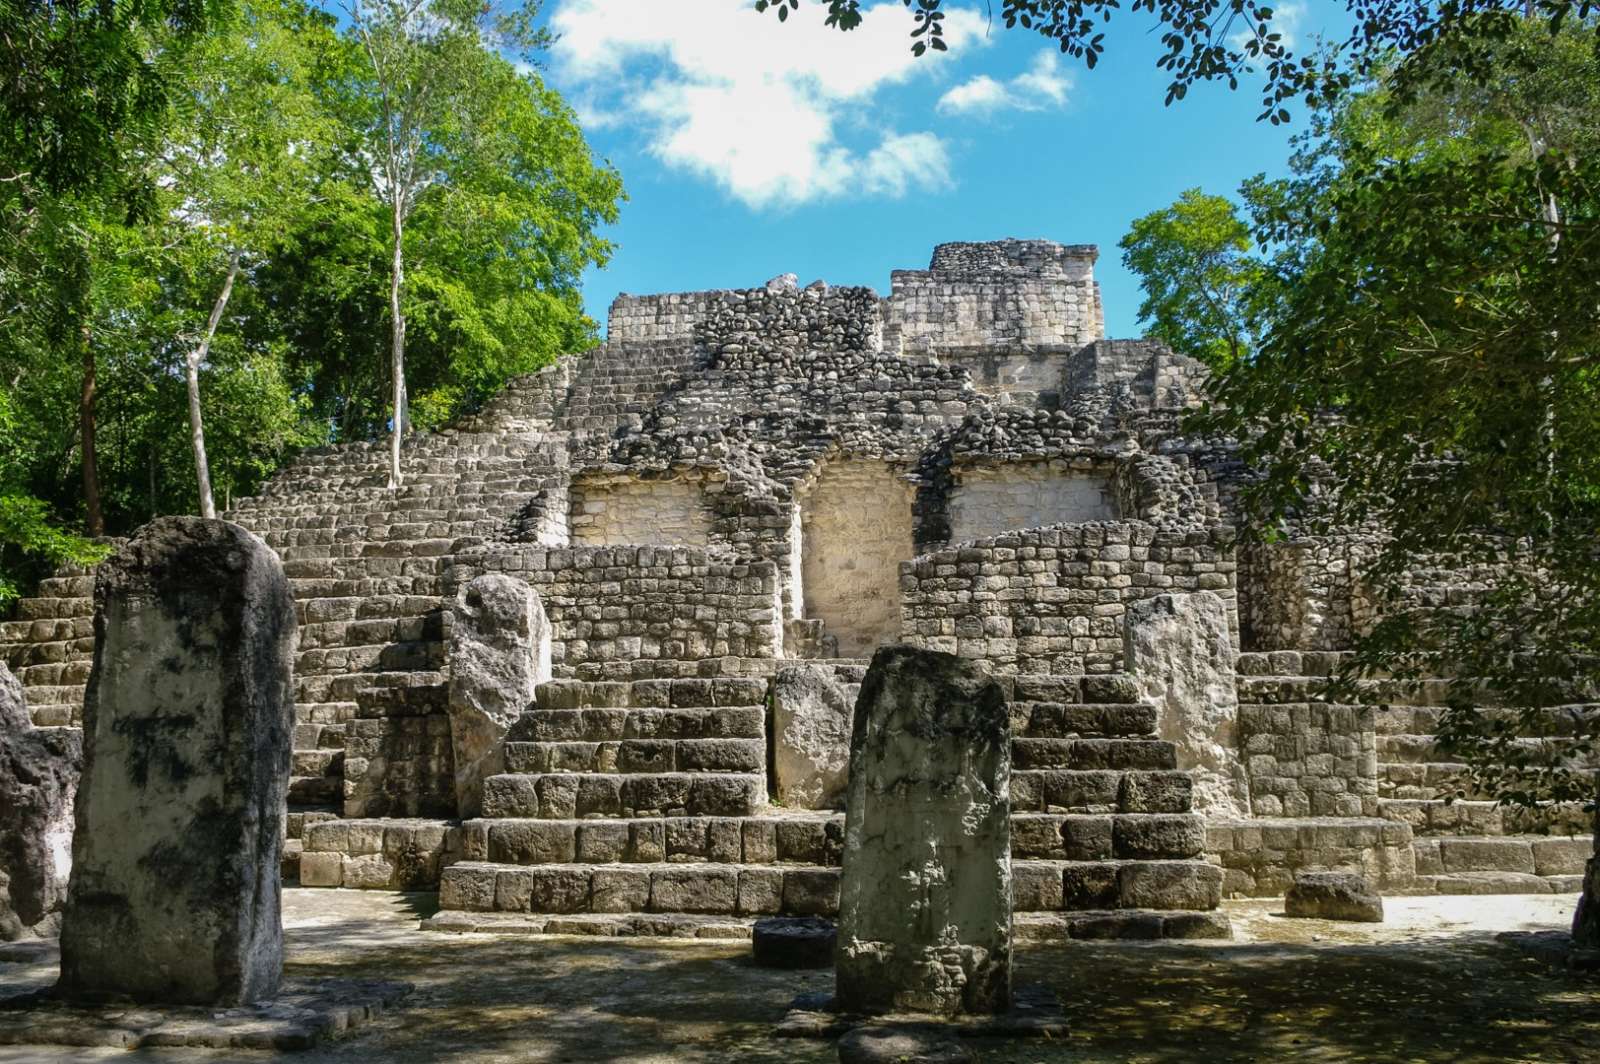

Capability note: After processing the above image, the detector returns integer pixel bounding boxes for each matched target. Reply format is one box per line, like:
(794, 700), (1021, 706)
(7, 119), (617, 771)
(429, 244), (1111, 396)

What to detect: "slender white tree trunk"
(187, 250), (240, 520)
(388, 204), (407, 490)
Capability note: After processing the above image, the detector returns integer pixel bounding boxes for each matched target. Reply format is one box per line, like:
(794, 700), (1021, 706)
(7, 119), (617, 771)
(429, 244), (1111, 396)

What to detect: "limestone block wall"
(607, 291), (721, 343)
(887, 240), (1104, 358)
(899, 523), (1236, 674)
(447, 545), (783, 679)
(1239, 539), (1369, 652)
(567, 474), (715, 547)
(1237, 702), (1379, 817)
(798, 459), (918, 659)
(945, 461), (1120, 545)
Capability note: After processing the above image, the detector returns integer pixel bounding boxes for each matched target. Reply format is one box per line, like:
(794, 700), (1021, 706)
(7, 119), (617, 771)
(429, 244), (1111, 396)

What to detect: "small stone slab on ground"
(0, 979), (410, 1051)
(753, 916), (836, 968)
(1498, 930), (1600, 972)
(838, 1024), (973, 1063)
(1286, 872), (1384, 922)
(776, 983), (1068, 1041)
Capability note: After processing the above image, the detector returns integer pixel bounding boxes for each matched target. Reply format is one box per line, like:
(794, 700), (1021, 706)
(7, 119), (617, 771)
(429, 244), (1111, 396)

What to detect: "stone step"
(0, 618), (94, 644)
(456, 811), (1209, 869)
(296, 595), (442, 623)
(295, 702), (361, 727)
(284, 808), (341, 841)
(421, 907), (1232, 941)
(36, 575), (95, 597)
(295, 642), (446, 678)
(297, 615), (443, 650)
(1237, 675), (1453, 706)
(1014, 859), (1224, 912)
(1012, 738), (1176, 771)
(0, 634), (94, 666)
(503, 738), (765, 775)
(288, 774), (342, 805)
(1013, 769), (1194, 814)
(22, 703), (79, 727)
(438, 856), (1222, 918)
(287, 577), (441, 599)
(293, 749), (343, 777)
(533, 677), (769, 710)
(1378, 733), (1558, 765)
(1235, 651), (1351, 677)
(1011, 812), (1206, 861)
(1406, 871), (1585, 895)
(1379, 797), (1592, 837)
(1412, 834), (1591, 878)
(459, 815), (842, 867)
(439, 860), (839, 918)
(1378, 761), (1478, 800)
(481, 771), (767, 819)
(11, 660), (92, 686)
(12, 683), (84, 707)
(1008, 702), (1158, 739)
(12, 596), (94, 620)
(1374, 704), (1599, 738)
(508, 706), (766, 743)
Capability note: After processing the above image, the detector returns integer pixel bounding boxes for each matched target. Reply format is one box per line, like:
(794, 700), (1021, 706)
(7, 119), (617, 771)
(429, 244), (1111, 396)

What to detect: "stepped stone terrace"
(3, 238), (1589, 943)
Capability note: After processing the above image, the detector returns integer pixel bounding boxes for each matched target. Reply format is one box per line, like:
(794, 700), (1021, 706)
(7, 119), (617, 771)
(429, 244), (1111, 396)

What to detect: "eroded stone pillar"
(448, 574), (550, 817)
(836, 645), (1011, 1016)
(0, 662), (81, 941)
(59, 518), (294, 1005)
(772, 664), (853, 810)
(1124, 591), (1250, 817)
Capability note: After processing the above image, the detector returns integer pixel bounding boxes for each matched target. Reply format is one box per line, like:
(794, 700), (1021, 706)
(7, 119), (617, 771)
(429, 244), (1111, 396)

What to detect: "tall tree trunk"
(79, 325), (103, 537)
(186, 252), (241, 520)
(387, 205), (406, 490)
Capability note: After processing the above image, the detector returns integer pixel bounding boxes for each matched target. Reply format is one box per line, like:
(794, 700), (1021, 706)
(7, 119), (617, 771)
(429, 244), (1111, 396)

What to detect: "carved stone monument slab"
(1124, 591), (1249, 817)
(448, 573), (552, 817)
(772, 663), (854, 810)
(59, 517), (295, 1005)
(835, 645), (1012, 1016)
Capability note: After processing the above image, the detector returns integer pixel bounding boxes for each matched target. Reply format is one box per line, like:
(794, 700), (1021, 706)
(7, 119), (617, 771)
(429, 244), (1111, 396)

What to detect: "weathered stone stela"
(59, 518), (295, 1006)
(836, 645), (1012, 1016)
(448, 574), (552, 817)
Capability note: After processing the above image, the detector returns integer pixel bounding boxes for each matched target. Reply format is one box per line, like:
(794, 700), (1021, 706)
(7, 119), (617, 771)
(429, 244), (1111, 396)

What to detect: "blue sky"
(539, 0), (1321, 339)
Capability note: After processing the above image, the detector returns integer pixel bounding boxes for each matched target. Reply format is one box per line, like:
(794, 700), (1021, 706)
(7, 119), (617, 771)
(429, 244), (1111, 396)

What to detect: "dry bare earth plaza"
(4, 242), (1600, 1060)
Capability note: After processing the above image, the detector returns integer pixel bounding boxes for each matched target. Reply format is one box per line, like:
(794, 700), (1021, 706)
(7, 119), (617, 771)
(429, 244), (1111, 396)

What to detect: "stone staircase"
(1376, 698), (1594, 895)
(1235, 650), (1593, 896)
(0, 365), (595, 880)
(553, 340), (705, 435)
(0, 558), (109, 727)
(424, 670), (1228, 940)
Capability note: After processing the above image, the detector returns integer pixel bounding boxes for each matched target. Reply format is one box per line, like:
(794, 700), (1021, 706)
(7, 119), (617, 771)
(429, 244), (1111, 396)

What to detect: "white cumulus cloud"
(1230, 0), (1305, 52)
(549, 0), (988, 209)
(938, 51), (1071, 115)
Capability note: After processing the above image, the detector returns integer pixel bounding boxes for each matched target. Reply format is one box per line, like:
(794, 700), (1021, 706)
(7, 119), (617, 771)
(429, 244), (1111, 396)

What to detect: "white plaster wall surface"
(947, 464), (1119, 544)
(568, 479), (713, 547)
(800, 461), (917, 660)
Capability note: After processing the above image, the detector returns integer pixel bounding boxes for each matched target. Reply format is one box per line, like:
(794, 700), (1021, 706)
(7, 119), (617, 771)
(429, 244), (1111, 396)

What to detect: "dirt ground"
(3, 889), (1598, 1063)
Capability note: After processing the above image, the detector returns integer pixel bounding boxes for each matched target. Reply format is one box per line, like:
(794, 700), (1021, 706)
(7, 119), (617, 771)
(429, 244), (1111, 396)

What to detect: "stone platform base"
(422, 908), (1232, 941)
(776, 983), (1068, 1040)
(0, 979), (410, 1051)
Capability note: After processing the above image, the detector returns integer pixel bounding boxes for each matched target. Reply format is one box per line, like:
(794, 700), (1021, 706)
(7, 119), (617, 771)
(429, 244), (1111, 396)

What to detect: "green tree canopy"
(1190, 17), (1600, 808)
(1118, 188), (1268, 370)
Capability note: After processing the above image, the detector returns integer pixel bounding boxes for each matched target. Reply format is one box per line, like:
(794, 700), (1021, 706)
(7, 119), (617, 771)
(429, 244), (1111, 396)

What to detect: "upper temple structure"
(3, 238), (1587, 942)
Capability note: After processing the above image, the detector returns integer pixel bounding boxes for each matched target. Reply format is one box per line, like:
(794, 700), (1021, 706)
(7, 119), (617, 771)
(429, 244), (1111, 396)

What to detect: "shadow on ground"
(6, 892), (1600, 1062)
